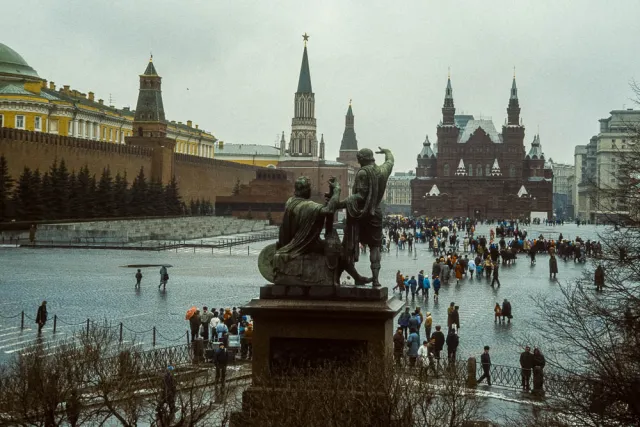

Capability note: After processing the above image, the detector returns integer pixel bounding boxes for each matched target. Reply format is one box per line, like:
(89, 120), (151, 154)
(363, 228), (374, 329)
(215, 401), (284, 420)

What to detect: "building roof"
(458, 119), (502, 143)
(418, 135), (435, 158)
(297, 45), (312, 94)
(0, 82), (35, 95)
(510, 77), (518, 100)
(0, 43), (39, 79)
(490, 158), (502, 176)
(526, 134), (544, 159)
(144, 58), (158, 76)
(215, 143), (280, 157)
(340, 103), (358, 151)
(454, 114), (474, 129)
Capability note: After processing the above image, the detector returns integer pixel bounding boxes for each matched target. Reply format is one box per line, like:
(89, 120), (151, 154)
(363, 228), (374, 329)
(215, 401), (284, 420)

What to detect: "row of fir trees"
(0, 155), (212, 222)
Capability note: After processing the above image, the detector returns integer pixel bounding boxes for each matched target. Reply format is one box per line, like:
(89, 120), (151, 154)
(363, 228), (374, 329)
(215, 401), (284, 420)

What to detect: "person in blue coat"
(417, 270), (425, 297)
(423, 275), (431, 300)
(409, 276), (418, 300)
(406, 328), (420, 367)
(433, 276), (441, 302)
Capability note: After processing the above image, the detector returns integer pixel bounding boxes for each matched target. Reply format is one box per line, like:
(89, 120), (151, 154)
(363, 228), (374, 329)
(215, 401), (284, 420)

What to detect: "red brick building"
(411, 76), (553, 220)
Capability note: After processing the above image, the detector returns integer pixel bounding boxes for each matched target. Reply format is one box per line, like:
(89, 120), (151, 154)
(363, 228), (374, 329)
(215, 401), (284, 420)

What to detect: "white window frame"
(16, 115), (25, 129)
(49, 119), (59, 134)
(34, 116), (42, 131)
(68, 121), (73, 136)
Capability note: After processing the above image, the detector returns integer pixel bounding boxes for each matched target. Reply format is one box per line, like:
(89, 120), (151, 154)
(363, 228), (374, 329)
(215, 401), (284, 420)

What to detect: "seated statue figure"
(259, 176), (341, 286)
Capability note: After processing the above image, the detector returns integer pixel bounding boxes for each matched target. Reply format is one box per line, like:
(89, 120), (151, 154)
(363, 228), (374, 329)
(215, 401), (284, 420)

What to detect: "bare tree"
(519, 87), (640, 426)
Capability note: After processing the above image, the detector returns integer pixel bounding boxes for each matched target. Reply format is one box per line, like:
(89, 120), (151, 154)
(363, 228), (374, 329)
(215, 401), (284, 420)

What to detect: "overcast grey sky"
(5, 0), (640, 171)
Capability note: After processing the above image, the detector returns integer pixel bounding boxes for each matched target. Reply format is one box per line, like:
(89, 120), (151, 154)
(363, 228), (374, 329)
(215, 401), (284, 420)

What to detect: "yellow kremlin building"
(0, 43), (217, 158)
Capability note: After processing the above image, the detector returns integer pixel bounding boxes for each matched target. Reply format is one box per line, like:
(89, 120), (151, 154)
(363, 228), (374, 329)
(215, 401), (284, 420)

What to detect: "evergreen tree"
(51, 159), (70, 219)
(74, 166), (95, 219)
(0, 154), (13, 221)
(39, 172), (53, 220)
(129, 167), (148, 216)
(147, 179), (165, 216)
(67, 171), (78, 219)
(13, 167), (32, 220)
(96, 167), (115, 217)
(232, 178), (241, 195)
(113, 172), (130, 217)
(164, 176), (182, 216)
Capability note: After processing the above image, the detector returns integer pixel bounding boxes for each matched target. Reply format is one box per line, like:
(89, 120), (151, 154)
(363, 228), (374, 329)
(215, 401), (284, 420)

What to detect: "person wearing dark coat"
(491, 263), (501, 287)
(533, 348), (546, 369)
(594, 265), (605, 291)
(549, 255), (558, 279)
(451, 306), (460, 332)
(431, 325), (445, 360)
(501, 299), (512, 323)
(189, 310), (202, 342)
(393, 328), (405, 366)
(158, 364), (177, 417)
(35, 301), (47, 335)
(477, 346), (492, 386)
(446, 330), (459, 362)
(214, 343), (230, 385)
(520, 346), (534, 391)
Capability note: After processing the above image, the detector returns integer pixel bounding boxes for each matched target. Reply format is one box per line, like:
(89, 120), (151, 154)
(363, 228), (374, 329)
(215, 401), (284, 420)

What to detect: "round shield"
(258, 243), (276, 283)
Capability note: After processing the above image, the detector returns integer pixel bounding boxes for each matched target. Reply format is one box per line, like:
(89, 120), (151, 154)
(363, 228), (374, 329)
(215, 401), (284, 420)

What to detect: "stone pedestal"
(230, 285), (403, 425)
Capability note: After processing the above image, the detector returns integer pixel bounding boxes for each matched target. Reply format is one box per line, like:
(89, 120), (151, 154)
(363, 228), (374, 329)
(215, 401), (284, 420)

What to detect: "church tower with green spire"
(336, 100), (359, 168)
(289, 34), (317, 157)
(126, 55), (175, 184)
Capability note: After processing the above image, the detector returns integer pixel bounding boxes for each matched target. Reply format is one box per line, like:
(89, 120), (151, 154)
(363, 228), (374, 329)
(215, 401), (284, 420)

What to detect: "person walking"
(417, 270), (425, 297)
(189, 309), (201, 342)
(491, 263), (501, 287)
(423, 275), (431, 300)
(502, 299), (513, 323)
(594, 265), (604, 291)
(393, 327), (405, 366)
(549, 254), (558, 280)
(406, 328), (420, 367)
(468, 257), (476, 279)
(451, 306), (460, 331)
(408, 312), (421, 341)
(157, 363), (177, 419)
(446, 329), (459, 362)
(455, 261), (464, 284)
(520, 346), (534, 392)
(211, 312), (220, 342)
(135, 269), (143, 289)
(431, 325), (445, 361)
(477, 346), (492, 386)
(159, 266), (169, 290)
(409, 276), (418, 301)
(433, 276), (441, 302)
(398, 307), (411, 339)
(494, 303), (502, 323)
(35, 301), (47, 335)
(424, 312), (433, 340)
(214, 342), (229, 386)
(200, 307), (214, 342)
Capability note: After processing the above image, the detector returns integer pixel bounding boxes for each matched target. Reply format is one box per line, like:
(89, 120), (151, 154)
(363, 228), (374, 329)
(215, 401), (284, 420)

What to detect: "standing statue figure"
(338, 147), (394, 287)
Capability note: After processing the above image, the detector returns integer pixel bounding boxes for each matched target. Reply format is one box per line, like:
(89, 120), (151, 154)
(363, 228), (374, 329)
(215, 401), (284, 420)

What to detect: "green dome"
(0, 43), (39, 78)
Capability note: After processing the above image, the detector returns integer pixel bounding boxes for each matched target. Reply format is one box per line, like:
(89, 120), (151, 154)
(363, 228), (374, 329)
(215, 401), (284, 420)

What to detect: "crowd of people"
(183, 305), (255, 389)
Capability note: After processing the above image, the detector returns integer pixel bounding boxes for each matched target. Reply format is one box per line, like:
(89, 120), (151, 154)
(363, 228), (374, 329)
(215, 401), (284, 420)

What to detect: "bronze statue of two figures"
(259, 148), (394, 288)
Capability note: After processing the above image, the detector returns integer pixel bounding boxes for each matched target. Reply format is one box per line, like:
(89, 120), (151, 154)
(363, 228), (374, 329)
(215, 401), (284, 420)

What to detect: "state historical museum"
(411, 75), (553, 220)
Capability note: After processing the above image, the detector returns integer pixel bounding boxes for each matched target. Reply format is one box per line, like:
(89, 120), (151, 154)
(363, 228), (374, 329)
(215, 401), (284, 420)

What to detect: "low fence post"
(53, 315), (57, 334)
(153, 326), (156, 347)
(86, 318), (90, 337)
(186, 329), (190, 346)
(466, 357), (477, 388)
(119, 323), (123, 343)
(21, 311), (24, 330)
(229, 246), (232, 255)
(248, 245), (250, 255)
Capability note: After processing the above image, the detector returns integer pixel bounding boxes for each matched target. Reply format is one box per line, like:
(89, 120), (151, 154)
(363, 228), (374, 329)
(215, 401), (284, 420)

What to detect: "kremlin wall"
(0, 43), (293, 219)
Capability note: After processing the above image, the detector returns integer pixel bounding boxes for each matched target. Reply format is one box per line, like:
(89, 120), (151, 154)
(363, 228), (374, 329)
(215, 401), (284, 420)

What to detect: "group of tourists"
(185, 305), (253, 361)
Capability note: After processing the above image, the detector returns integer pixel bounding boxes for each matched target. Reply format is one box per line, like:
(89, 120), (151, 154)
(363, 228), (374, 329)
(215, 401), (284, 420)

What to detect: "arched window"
(476, 164), (482, 177)
(510, 164), (516, 177)
(486, 164), (491, 176)
(443, 163), (450, 176)
(468, 165), (473, 176)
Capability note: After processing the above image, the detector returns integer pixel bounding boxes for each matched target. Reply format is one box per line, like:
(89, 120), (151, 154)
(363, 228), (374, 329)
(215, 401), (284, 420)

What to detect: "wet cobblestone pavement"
(0, 223), (605, 365)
